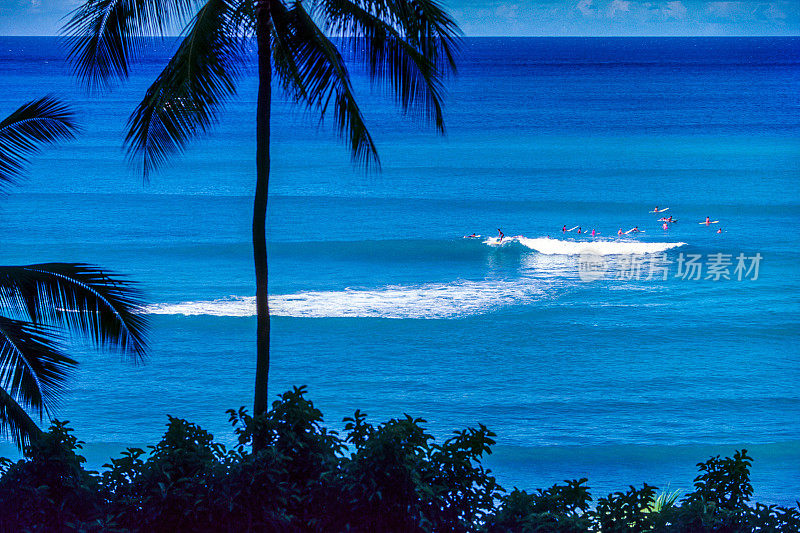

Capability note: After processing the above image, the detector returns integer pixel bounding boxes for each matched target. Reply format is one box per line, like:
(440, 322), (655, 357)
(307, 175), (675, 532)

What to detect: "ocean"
(0, 36), (798, 504)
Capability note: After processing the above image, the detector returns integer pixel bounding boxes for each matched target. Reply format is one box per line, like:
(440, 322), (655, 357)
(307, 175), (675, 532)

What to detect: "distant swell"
(144, 280), (553, 319)
(486, 236), (686, 255)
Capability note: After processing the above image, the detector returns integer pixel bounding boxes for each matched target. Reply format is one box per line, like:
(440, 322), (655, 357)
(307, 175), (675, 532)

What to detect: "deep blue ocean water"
(1, 37), (798, 504)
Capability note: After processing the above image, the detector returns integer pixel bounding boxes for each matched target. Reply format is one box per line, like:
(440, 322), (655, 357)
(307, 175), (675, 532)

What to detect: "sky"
(0, 0), (798, 36)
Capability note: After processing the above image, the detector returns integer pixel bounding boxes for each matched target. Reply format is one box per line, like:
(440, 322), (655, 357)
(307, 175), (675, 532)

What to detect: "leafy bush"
(594, 483), (657, 532)
(0, 388), (798, 532)
(0, 420), (108, 531)
(484, 479), (592, 532)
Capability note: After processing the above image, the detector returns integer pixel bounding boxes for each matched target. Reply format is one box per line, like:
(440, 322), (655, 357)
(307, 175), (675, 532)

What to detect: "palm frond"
(271, 1), (378, 167)
(125, 0), (248, 178)
(0, 316), (77, 422)
(230, 0), (256, 36)
(0, 97), (76, 191)
(313, 0), (461, 132)
(0, 264), (148, 360)
(0, 386), (44, 449)
(396, 0), (460, 73)
(63, 0), (200, 89)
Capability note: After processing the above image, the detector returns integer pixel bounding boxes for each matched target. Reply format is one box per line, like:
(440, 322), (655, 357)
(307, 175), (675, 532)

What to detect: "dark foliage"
(1, 388), (798, 532)
(595, 484), (657, 532)
(484, 479), (593, 532)
(0, 421), (108, 532)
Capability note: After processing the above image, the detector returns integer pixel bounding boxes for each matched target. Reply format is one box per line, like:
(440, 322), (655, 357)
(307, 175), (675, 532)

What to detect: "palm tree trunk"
(253, 0), (272, 449)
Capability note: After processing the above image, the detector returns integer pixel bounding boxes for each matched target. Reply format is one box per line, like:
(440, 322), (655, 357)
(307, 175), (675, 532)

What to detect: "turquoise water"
(1, 37), (798, 503)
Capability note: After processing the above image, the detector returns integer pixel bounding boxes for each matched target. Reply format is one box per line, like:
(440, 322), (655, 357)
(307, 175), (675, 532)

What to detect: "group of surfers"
(654, 207), (678, 231)
(554, 208), (723, 237)
(561, 225), (642, 236)
(653, 206), (723, 234)
(462, 208), (723, 242)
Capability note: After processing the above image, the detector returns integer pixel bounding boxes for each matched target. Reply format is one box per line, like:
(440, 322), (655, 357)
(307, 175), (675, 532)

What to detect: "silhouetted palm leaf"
(0, 387), (44, 449)
(0, 96), (76, 191)
(314, 0), (460, 131)
(271, 0), (378, 166)
(125, 0), (247, 177)
(64, 0), (200, 89)
(0, 264), (148, 359)
(0, 263), (148, 448)
(0, 316), (77, 447)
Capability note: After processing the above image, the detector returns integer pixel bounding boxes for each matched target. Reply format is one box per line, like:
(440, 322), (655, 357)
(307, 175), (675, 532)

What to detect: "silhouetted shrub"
(0, 421), (107, 531)
(483, 479), (592, 532)
(1, 388), (798, 532)
(594, 483), (657, 532)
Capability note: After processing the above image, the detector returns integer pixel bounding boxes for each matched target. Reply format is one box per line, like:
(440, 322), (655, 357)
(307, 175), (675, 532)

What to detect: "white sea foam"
(488, 236), (686, 255)
(144, 279), (553, 319)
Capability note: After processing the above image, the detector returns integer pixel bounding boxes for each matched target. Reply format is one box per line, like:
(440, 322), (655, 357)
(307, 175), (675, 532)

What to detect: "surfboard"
(698, 221), (720, 225)
(649, 207), (670, 213)
(567, 225), (580, 232)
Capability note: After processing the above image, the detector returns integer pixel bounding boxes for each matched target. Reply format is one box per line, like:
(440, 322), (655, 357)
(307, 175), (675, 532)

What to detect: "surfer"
(577, 227), (582, 234)
(704, 216), (711, 226)
(662, 222), (669, 230)
(463, 233), (478, 239)
(591, 228), (596, 237)
(667, 215), (674, 223)
(497, 228), (504, 242)
(618, 228), (623, 236)
(717, 227), (722, 234)
(625, 226), (640, 234)
(562, 225), (567, 233)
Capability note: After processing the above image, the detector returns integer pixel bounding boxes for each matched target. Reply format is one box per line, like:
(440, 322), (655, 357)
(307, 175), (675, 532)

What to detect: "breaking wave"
(485, 236), (686, 255)
(143, 279), (555, 319)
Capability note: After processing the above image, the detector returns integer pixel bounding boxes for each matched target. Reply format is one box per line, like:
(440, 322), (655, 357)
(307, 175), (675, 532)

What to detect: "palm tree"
(0, 97), (148, 448)
(64, 0), (459, 437)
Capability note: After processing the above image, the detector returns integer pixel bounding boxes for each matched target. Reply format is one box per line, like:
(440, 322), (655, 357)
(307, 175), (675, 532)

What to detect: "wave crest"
(487, 236), (686, 255)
